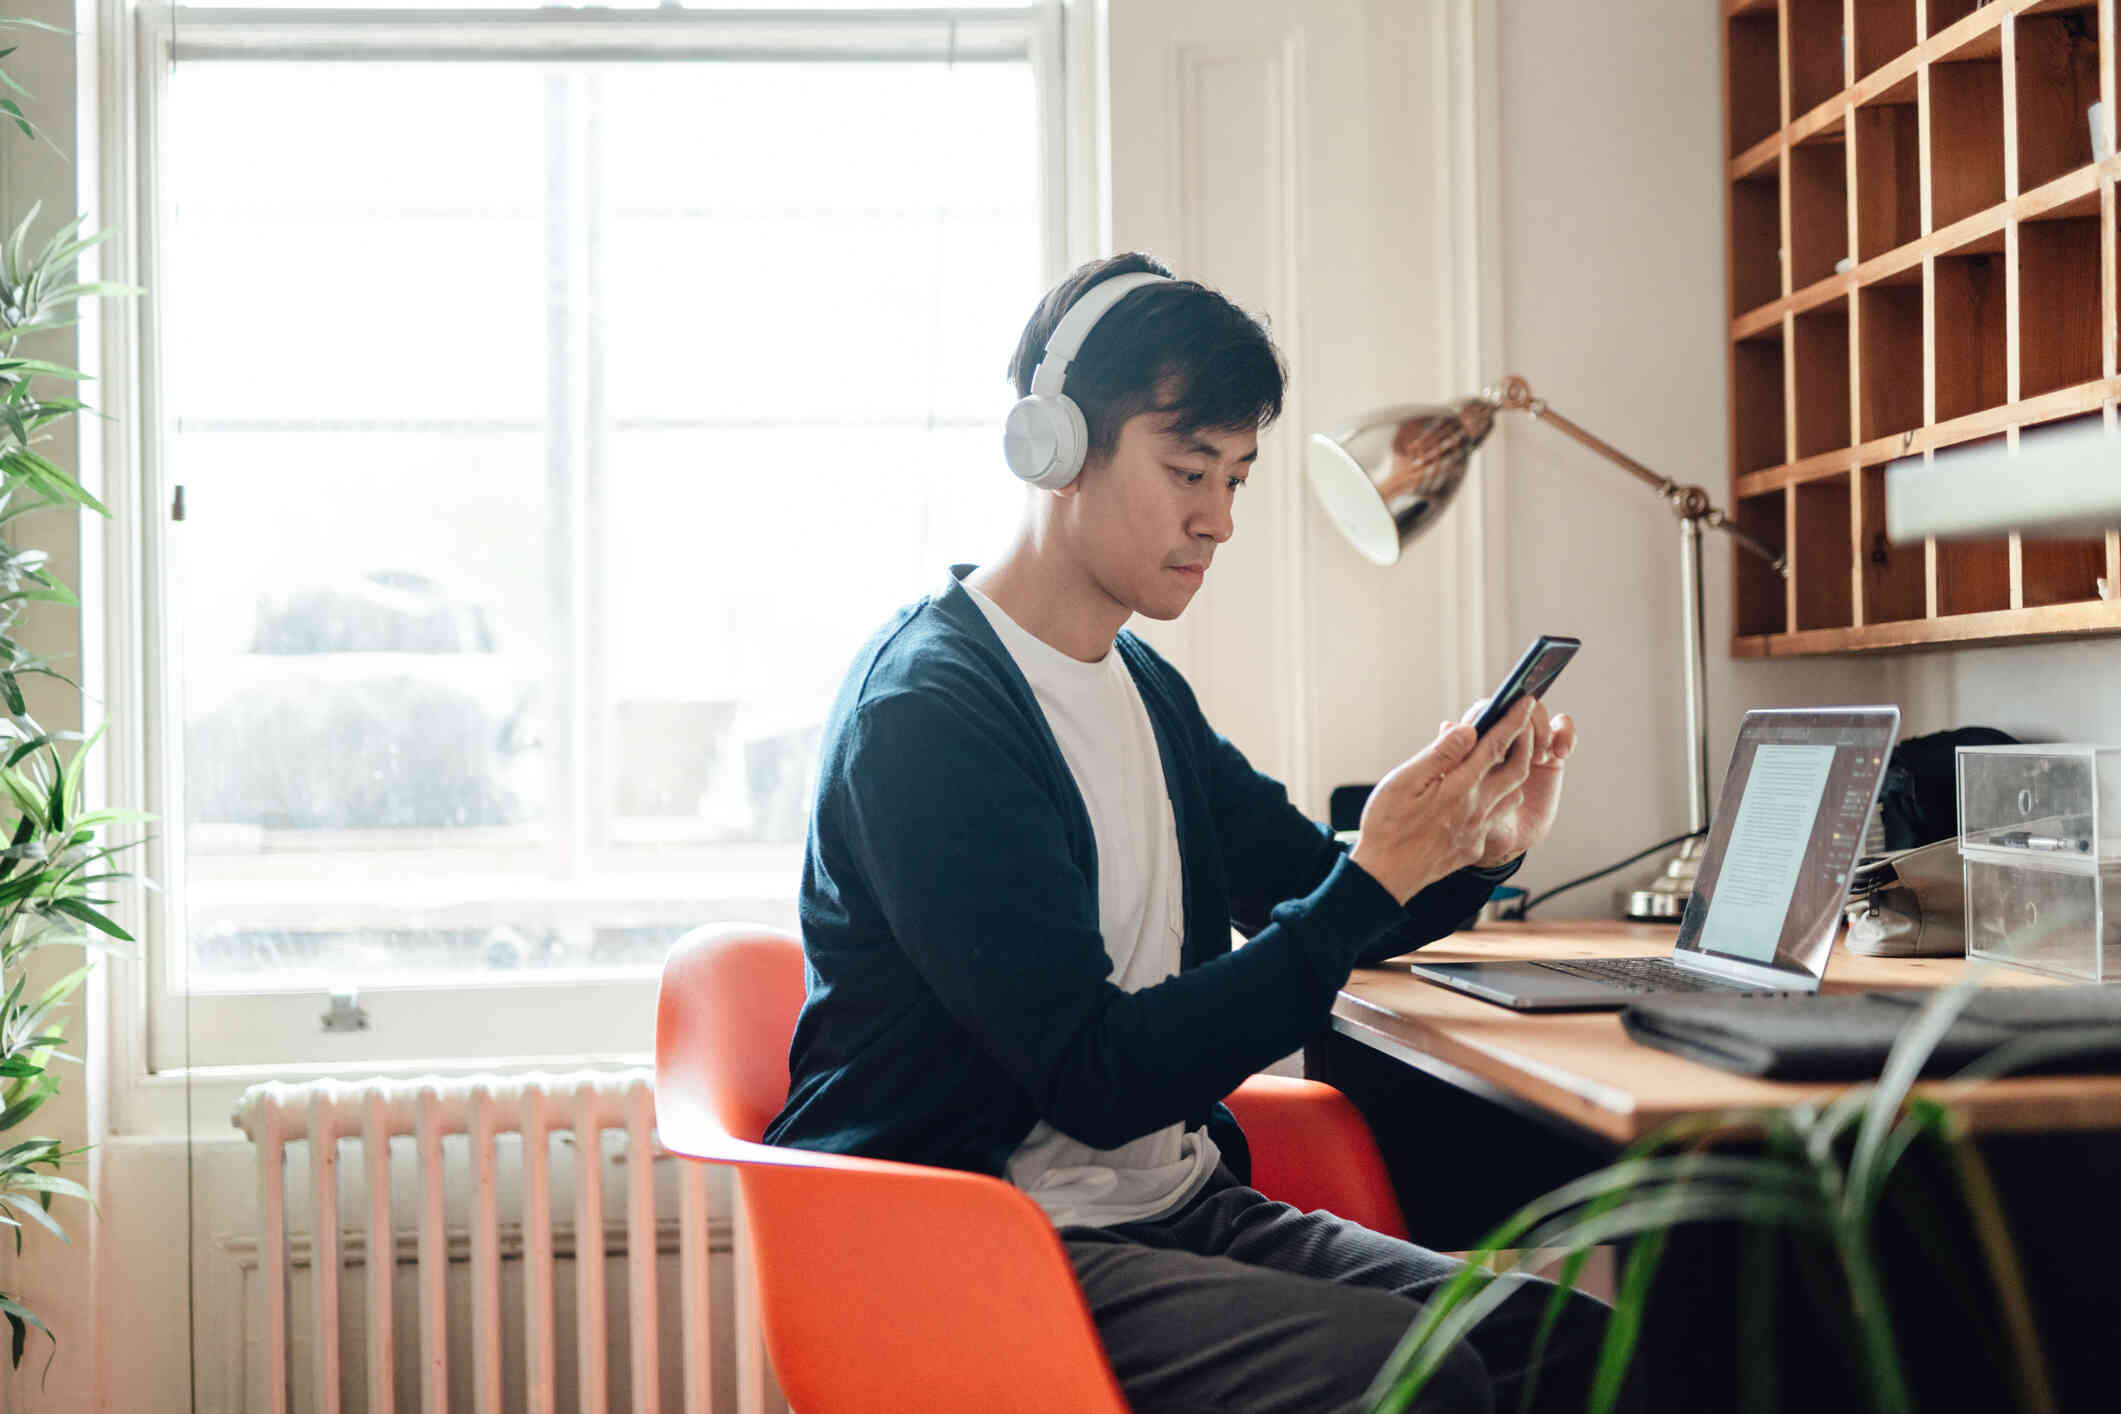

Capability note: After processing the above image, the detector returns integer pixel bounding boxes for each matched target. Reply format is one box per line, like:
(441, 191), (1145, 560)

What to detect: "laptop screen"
(1674, 708), (1900, 982)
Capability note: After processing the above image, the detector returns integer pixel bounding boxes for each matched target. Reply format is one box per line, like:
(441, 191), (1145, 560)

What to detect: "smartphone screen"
(1472, 635), (1580, 736)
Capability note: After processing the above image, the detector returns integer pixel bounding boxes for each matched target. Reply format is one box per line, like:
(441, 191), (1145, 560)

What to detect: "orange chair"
(654, 924), (1408, 1413)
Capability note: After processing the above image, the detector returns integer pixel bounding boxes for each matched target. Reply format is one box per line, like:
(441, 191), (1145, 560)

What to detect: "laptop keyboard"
(1534, 956), (1788, 995)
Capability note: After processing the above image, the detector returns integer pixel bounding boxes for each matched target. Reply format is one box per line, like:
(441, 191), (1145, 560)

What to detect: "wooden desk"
(1310, 920), (2121, 1413)
(1329, 919), (2121, 1146)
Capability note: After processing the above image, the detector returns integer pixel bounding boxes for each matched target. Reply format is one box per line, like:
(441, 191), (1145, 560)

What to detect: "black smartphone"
(1471, 635), (1580, 736)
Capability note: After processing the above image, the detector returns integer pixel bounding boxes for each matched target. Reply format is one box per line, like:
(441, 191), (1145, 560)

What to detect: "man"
(766, 253), (1607, 1413)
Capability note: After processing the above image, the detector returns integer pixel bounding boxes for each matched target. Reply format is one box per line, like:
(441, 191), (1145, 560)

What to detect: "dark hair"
(1007, 252), (1286, 464)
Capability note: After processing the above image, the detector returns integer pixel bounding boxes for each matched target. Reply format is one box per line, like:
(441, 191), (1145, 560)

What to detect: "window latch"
(321, 988), (370, 1034)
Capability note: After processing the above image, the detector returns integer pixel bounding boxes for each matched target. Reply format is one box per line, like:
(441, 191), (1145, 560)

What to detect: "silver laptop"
(1409, 707), (1901, 1012)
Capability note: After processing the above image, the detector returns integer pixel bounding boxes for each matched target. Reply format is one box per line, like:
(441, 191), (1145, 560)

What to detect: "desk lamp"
(1305, 376), (1790, 920)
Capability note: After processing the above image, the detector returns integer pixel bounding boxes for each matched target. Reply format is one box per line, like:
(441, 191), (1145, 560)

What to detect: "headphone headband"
(1027, 271), (1170, 398)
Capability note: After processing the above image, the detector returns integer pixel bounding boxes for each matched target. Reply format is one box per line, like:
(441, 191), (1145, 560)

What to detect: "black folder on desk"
(1620, 987), (2121, 1079)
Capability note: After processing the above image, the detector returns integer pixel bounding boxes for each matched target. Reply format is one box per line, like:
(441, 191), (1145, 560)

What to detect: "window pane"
(604, 427), (1021, 842)
(163, 52), (1043, 993)
(165, 63), (547, 422)
(601, 62), (1039, 424)
(175, 428), (555, 832)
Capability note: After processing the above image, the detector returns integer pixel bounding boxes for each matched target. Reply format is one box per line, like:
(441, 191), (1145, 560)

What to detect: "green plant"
(0, 15), (142, 1373)
(1363, 973), (2057, 1414)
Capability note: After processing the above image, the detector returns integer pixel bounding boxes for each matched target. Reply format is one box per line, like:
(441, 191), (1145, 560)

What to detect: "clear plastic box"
(1961, 851), (2121, 981)
(1957, 743), (2121, 861)
(1958, 744), (2121, 981)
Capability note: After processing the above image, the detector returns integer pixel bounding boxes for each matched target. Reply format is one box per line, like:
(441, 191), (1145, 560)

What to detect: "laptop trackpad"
(1408, 961), (1630, 1010)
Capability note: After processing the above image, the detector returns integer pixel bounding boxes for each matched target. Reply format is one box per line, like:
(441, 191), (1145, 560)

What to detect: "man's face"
(1057, 410), (1258, 622)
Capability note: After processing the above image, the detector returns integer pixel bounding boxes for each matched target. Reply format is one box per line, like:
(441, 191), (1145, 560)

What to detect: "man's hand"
(1348, 698), (1539, 903)
(1442, 699), (1578, 868)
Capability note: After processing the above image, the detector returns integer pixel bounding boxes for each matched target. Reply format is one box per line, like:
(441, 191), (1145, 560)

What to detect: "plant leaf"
(0, 358), (84, 381)
(0, 1172), (87, 1203)
(0, 770), (48, 830)
(0, 98), (33, 143)
(29, 963), (88, 1017)
(0, 1073), (56, 1131)
(49, 897), (130, 942)
(0, 1193), (65, 1241)
(1947, 1135), (2056, 1414)
(1587, 1225), (1667, 1414)
(5, 732), (73, 766)
(1850, 969), (1993, 1215)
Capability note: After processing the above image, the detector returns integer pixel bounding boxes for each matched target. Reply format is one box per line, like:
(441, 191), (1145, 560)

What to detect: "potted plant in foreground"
(0, 14), (143, 1372)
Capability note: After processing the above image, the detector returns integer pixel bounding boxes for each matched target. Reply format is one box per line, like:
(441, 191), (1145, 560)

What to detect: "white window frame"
(96, 1), (1079, 1132)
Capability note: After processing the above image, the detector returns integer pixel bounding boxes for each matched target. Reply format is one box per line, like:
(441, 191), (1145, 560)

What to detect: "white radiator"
(233, 1070), (722, 1414)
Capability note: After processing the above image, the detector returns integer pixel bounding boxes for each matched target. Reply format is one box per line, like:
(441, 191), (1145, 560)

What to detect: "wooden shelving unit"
(1721, 0), (2121, 656)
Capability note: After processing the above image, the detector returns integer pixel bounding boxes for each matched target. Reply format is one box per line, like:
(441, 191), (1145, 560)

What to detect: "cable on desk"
(1503, 829), (1708, 919)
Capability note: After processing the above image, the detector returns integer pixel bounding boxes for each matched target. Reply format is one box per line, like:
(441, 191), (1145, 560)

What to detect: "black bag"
(1876, 726), (2019, 850)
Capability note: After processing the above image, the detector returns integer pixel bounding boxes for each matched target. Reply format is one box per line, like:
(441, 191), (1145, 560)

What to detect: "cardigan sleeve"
(836, 687), (1409, 1152)
(1170, 671), (1519, 963)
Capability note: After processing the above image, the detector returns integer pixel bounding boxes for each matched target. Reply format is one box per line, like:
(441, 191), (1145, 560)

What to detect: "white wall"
(1492, 0), (1889, 916)
(1883, 638), (2121, 744)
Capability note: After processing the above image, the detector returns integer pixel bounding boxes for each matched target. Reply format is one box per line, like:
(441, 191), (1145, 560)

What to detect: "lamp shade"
(1303, 398), (1499, 566)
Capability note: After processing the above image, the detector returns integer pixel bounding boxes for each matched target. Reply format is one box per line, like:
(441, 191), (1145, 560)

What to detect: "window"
(142, 2), (1061, 1069)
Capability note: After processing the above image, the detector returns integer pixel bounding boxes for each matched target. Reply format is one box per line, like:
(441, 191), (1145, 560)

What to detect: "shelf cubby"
(1926, 0), (1982, 37)
(2020, 414), (2112, 606)
(1729, 8), (1782, 155)
(1857, 273), (1924, 442)
(2018, 214), (2103, 399)
(1858, 463), (1928, 623)
(1789, 136), (1851, 288)
(1927, 432), (2011, 618)
(1789, 0), (1849, 119)
(2022, 536), (2110, 606)
(1724, 0), (2121, 657)
(1930, 42), (2007, 228)
(1934, 235), (2008, 421)
(1731, 160), (1783, 313)
(1854, 0), (1918, 80)
(2014, 5), (2102, 195)
(1853, 89), (1922, 259)
(1794, 474), (1856, 630)
(1794, 297), (1853, 457)
(1734, 328), (1788, 474)
(1734, 489), (1789, 638)
(1936, 537), (2014, 616)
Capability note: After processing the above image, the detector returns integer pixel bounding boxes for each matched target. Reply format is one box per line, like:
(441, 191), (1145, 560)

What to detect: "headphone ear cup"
(1045, 395), (1088, 488)
(1003, 394), (1088, 490)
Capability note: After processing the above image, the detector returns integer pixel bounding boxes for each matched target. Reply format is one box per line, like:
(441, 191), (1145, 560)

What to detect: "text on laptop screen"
(1675, 711), (1897, 981)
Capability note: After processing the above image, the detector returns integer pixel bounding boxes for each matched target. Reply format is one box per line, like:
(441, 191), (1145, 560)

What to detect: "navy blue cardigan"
(763, 570), (1513, 1176)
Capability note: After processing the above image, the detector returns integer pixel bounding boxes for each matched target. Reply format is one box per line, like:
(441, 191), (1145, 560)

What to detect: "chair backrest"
(654, 923), (1135, 1413)
(656, 924), (810, 1147)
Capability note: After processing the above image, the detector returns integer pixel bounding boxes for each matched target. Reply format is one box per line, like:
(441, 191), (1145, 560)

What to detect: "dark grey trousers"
(1061, 1168), (1623, 1414)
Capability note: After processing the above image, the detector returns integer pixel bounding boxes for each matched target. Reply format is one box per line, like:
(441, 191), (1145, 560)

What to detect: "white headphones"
(1002, 271), (1171, 489)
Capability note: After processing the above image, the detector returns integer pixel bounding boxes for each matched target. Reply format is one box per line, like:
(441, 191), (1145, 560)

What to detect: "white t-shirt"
(962, 580), (1221, 1229)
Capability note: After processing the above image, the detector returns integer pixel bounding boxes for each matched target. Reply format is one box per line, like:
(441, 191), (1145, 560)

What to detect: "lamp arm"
(1487, 376), (1791, 579)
